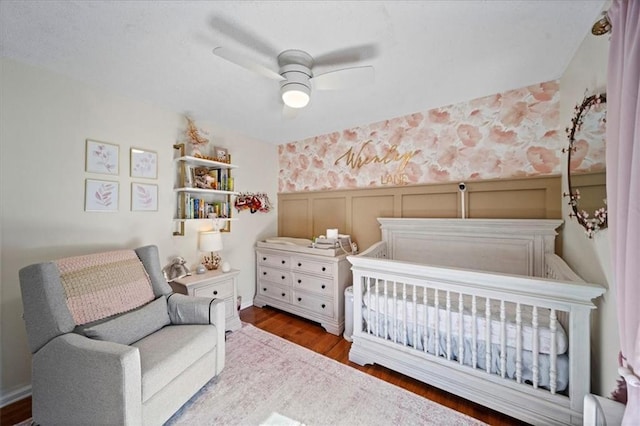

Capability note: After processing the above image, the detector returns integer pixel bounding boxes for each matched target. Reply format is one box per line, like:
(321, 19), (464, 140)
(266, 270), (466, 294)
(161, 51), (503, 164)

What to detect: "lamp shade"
(198, 231), (223, 252)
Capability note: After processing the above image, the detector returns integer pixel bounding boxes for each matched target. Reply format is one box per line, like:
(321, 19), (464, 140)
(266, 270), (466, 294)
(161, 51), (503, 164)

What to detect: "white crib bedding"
(362, 308), (569, 392)
(362, 289), (568, 355)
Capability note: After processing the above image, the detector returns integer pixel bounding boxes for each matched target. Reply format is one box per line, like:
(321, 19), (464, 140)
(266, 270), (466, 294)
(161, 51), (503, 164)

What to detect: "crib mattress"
(363, 308), (569, 392)
(363, 290), (568, 355)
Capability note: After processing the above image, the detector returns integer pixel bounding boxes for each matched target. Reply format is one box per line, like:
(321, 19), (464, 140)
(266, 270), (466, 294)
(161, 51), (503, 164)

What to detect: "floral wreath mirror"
(564, 93), (607, 238)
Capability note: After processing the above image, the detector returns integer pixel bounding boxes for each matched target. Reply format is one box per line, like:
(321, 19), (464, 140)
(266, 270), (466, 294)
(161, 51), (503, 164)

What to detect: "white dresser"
(254, 243), (351, 335)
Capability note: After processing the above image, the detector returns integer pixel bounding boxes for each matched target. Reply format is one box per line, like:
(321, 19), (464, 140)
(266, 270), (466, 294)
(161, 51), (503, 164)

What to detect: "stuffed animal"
(162, 257), (191, 282)
(194, 167), (216, 189)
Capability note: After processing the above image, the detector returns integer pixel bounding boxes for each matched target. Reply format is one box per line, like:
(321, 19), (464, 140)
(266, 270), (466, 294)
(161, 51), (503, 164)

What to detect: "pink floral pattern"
(279, 80), (568, 193)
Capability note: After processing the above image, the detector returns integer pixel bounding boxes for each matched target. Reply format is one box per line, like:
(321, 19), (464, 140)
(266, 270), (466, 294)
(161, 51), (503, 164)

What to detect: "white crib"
(347, 218), (605, 426)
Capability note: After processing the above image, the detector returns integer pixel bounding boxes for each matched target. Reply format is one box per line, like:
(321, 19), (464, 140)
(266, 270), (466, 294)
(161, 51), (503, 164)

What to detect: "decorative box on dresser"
(170, 269), (241, 332)
(254, 242), (352, 335)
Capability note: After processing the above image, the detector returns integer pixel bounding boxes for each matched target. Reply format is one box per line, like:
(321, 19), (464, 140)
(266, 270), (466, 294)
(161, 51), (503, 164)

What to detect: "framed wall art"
(85, 179), (119, 212)
(130, 148), (158, 179)
(131, 182), (158, 211)
(86, 139), (119, 175)
(213, 146), (228, 163)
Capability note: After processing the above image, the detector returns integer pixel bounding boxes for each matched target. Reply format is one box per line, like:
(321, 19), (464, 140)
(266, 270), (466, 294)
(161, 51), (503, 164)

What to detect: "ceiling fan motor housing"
(279, 50), (313, 108)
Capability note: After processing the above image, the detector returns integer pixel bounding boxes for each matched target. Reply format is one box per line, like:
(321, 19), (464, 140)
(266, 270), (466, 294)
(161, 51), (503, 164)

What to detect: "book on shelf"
(179, 195), (230, 220)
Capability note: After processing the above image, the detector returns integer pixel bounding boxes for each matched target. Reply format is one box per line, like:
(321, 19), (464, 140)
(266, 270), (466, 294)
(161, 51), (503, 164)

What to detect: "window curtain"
(606, 0), (640, 423)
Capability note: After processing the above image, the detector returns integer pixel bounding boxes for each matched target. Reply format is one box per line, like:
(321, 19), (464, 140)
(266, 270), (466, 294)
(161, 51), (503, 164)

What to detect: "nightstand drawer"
(292, 291), (334, 317)
(292, 273), (333, 296)
(192, 279), (233, 299)
(292, 257), (333, 276)
(259, 266), (292, 286)
(258, 252), (291, 268)
(258, 282), (291, 303)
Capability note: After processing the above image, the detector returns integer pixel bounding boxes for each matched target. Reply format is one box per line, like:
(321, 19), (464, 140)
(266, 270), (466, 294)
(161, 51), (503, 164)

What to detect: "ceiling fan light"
(281, 83), (310, 109)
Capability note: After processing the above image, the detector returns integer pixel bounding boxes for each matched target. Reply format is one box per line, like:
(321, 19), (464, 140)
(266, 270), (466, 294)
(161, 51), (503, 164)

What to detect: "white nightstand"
(170, 269), (242, 332)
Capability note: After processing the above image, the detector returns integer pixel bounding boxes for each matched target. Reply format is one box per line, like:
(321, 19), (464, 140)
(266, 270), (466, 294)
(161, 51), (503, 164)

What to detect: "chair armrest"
(167, 294), (226, 374)
(167, 293), (225, 326)
(32, 333), (141, 425)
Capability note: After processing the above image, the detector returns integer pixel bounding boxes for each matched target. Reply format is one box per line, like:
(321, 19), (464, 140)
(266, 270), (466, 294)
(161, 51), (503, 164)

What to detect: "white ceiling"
(0, 1), (605, 145)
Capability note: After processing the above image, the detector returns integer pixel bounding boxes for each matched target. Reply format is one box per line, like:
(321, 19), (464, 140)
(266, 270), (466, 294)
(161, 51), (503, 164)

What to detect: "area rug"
(166, 324), (486, 426)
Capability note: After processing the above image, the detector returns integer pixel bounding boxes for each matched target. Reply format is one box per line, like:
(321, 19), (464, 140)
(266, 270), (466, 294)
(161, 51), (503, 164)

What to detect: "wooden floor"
(1, 305), (528, 426)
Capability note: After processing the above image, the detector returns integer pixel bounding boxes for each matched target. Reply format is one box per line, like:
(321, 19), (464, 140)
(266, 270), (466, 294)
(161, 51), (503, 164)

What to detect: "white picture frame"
(86, 139), (119, 175)
(131, 182), (158, 211)
(130, 148), (158, 179)
(85, 179), (119, 212)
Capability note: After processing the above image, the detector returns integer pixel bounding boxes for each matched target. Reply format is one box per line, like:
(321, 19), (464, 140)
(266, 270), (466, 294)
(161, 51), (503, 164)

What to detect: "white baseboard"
(1, 384), (32, 408)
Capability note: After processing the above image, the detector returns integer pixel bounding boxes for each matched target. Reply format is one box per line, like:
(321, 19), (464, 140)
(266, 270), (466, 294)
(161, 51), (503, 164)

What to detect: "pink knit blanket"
(56, 250), (154, 325)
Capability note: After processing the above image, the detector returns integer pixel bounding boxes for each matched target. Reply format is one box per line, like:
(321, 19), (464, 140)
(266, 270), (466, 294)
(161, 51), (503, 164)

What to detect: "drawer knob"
(297, 262), (302, 267)
(213, 290), (218, 295)
(297, 297), (302, 302)
(281, 292), (286, 297)
(281, 275), (285, 280)
(262, 257), (266, 261)
(263, 287), (267, 291)
(263, 271), (267, 275)
(321, 304), (326, 309)
(321, 284), (326, 289)
(282, 260), (286, 264)
(297, 279), (302, 284)
(321, 266), (326, 272)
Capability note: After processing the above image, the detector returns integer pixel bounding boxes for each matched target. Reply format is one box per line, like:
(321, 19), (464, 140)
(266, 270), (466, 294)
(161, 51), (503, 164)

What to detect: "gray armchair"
(19, 245), (225, 425)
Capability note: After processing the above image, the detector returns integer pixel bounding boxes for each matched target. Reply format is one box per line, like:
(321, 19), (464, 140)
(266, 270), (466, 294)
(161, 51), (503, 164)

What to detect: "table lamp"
(199, 230), (223, 270)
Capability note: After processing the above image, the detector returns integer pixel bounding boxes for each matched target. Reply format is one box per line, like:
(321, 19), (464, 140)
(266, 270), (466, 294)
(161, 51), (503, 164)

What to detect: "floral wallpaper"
(279, 80), (565, 193)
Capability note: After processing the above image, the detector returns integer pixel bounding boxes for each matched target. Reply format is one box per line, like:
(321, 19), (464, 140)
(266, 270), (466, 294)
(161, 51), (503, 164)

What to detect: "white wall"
(559, 8), (619, 396)
(0, 58), (278, 403)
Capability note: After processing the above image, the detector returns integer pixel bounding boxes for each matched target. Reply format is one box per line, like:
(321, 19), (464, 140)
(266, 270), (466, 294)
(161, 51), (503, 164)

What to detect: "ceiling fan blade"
(314, 44), (379, 67)
(213, 47), (284, 81)
(311, 66), (375, 91)
(209, 16), (280, 58)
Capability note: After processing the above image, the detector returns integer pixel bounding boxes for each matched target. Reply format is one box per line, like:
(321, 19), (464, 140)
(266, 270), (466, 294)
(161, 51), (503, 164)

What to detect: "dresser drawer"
(258, 282), (291, 303)
(292, 257), (333, 276)
(292, 273), (333, 296)
(192, 280), (234, 299)
(259, 266), (292, 286)
(292, 291), (334, 317)
(258, 251), (291, 268)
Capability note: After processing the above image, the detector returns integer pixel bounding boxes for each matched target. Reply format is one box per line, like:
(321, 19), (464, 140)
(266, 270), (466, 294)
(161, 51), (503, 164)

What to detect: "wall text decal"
(333, 140), (418, 185)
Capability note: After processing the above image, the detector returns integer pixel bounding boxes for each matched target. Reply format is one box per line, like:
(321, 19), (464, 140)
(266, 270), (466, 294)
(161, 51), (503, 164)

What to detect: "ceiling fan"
(212, 46), (376, 114)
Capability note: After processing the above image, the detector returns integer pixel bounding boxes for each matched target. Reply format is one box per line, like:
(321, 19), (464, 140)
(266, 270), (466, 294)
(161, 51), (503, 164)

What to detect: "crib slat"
(393, 281), (398, 343)
(485, 298), (491, 374)
(532, 306), (539, 389)
(423, 288), (428, 354)
(471, 295), (477, 369)
(434, 289), (440, 357)
(364, 277), (372, 334)
(500, 300), (506, 378)
(376, 280), (389, 339)
(446, 291), (452, 361)
(458, 293), (464, 365)
(412, 285), (418, 350)
(550, 308), (558, 394)
(516, 303), (522, 384)
(399, 283), (407, 346)
(375, 278), (380, 338)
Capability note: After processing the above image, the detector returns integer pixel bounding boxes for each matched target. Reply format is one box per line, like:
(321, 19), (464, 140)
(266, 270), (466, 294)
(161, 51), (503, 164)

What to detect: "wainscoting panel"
(351, 195), (395, 251)
(312, 198), (347, 238)
(279, 198), (309, 237)
(401, 192), (458, 218)
(278, 176), (561, 252)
